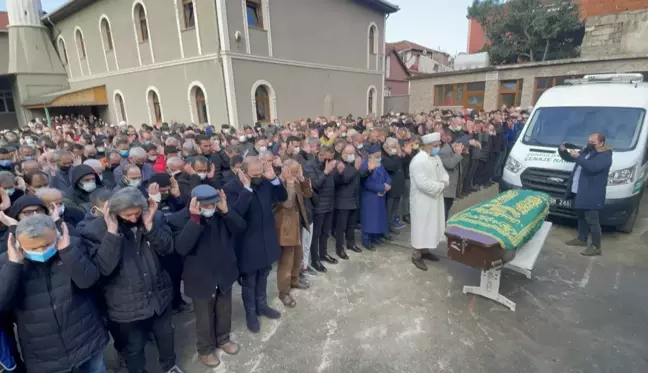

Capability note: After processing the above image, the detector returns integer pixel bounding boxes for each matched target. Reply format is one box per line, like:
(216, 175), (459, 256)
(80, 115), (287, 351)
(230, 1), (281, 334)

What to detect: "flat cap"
(191, 184), (220, 205)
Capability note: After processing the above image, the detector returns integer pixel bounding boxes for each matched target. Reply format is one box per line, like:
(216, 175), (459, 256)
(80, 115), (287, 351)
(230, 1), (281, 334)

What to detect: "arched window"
(367, 86), (377, 115)
(148, 89), (162, 123)
(58, 38), (68, 65)
(255, 85), (271, 123)
(194, 87), (208, 124)
(101, 18), (113, 50)
(369, 27), (376, 55)
(75, 29), (86, 59)
(182, 0), (195, 28)
(135, 4), (149, 41)
(115, 92), (127, 122)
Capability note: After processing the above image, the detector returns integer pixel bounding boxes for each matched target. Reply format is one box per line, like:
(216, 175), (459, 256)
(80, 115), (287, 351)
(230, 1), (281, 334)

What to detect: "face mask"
(97, 147), (105, 153)
(128, 179), (141, 187)
(59, 165), (71, 172)
(375, 158), (382, 165)
(24, 156), (35, 161)
(239, 136), (247, 142)
(170, 170), (182, 177)
(356, 143), (363, 149)
(389, 149), (397, 155)
(150, 193), (162, 203)
(200, 208), (215, 217)
(24, 246), (57, 263)
(197, 173), (207, 180)
(4, 188), (15, 196)
(346, 154), (356, 163)
(143, 140), (151, 145)
(250, 176), (263, 186)
(412, 144), (420, 150)
(0, 160), (12, 168)
(119, 150), (129, 158)
(81, 181), (97, 192)
(25, 139), (35, 146)
(58, 204), (66, 215)
(148, 156), (158, 162)
(430, 147), (441, 156)
(293, 148), (301, 155)
(258, 146), (267, 152)
(268, 142), (274, 147)
(585, 143), (596, 151)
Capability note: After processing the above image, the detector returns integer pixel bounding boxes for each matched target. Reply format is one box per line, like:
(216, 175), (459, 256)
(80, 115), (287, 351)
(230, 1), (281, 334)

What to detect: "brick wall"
(409, 56), (648, 113)
(579, 0), (648, 17)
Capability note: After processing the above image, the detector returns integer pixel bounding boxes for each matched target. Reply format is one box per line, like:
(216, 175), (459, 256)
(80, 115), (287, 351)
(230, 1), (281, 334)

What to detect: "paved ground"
(106, 187), (648, 373)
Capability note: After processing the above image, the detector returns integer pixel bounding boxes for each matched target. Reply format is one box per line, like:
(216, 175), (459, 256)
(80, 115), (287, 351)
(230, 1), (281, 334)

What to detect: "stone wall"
(409, 56), (648, 113)
(581, 9), (648, 58)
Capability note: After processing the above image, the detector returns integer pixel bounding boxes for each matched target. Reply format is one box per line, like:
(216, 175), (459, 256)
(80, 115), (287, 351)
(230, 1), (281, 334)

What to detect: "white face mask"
(239, 136), (247, 143)
(389, 148), (398, 155)
(148, 156), (158, 162)
(293, 147), (301, 155)
(128, 179), (141, 187)
(346, 154), (356, 163)
(200, 208), (215, 217)
(197, 173), (207, 180)
(150, 193), (162, 203)
(258, 146), (267, 152)
(356, 143), (363, 149)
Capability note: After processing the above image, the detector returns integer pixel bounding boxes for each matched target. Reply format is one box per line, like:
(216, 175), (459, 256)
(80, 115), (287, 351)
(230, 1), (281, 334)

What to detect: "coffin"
(445, 190), (551, 270)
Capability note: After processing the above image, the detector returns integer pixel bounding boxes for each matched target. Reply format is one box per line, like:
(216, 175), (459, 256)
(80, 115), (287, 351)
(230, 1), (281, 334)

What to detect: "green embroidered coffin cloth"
(447, 189), (551, 250)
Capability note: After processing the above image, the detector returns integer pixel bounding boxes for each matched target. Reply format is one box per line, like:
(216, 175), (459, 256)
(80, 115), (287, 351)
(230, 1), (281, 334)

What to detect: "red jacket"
(153, 155), (167, 173)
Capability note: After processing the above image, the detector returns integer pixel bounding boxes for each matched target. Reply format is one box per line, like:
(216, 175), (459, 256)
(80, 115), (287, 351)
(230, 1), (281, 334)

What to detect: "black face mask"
(160, 192), (169, 201)
(59, 165), (71, 173)
(250, 177), (263, 186)
(585, 143), (596, 151)
(119, 217), (140, 229)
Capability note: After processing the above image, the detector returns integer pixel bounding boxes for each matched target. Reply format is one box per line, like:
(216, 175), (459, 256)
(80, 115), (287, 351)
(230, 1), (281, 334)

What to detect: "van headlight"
(608, 166), (635, 186)
(505, 157), (522, 174)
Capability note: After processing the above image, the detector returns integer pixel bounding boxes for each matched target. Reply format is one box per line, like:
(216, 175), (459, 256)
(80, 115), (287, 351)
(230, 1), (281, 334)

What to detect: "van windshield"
(522, 106), (646, 151)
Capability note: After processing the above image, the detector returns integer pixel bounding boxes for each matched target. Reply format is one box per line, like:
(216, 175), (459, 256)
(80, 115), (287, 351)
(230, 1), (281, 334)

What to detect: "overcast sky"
(1, 0), (471, 54)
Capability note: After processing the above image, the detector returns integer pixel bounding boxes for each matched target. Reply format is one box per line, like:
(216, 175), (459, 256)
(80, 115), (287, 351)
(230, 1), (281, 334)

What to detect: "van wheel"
(618, 207), (638, 233)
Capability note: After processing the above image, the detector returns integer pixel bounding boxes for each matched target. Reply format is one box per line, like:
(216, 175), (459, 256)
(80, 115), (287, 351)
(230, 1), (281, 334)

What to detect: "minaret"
(6, 0), (69, 125)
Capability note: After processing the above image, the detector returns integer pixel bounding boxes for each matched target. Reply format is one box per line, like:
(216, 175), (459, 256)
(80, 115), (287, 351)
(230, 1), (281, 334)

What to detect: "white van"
(500, 73), (648, 232)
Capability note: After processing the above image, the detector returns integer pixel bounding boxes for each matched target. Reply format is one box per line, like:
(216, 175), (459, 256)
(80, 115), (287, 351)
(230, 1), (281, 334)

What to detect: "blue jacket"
(359, 161), (391, 234)
(559, 146), (613, 210)
(223, 177), (287, 274)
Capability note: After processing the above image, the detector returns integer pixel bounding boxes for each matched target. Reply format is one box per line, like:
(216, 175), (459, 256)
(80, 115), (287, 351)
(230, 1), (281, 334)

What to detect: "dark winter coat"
(0, 242), (108, 373)
(168, 207), (246, 298)
(50, 169), (72, 191)
(223, 178), (287, 274)
(559, 146), (613, 210)
(80, 212), (174, 323)
(334, 160), (361, 210)
(175, 171), (221, 202)
(381, 149), (407, 198)
(304, 158), (336, 214)
(64, 165), (103, 214)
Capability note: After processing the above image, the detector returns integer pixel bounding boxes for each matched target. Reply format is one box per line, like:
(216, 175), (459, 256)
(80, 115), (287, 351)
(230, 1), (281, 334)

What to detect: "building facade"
(1, 0), (398, 129)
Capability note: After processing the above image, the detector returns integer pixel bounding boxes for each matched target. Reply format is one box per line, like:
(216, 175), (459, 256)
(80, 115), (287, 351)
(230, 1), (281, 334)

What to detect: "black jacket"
(381, 150), (408, 198)
(334, 160), (361, 210)
(0, 242), (108, 373)
(304, 158), (336, 214)
(64, 165), (103, 214)
(168, 207), (246, 298)
(80, 212), (174, 323)
(176, 171), (221, 202)
(205, 150), (231, 187)
(223, 177), (287, 274)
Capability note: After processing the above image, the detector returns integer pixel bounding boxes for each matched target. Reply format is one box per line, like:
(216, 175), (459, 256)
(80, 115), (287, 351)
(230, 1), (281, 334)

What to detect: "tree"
(468, 0), (585, 65)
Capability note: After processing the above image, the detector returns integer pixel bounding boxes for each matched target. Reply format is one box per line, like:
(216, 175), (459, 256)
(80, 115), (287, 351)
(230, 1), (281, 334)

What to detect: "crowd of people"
(0, 106), (529, 373)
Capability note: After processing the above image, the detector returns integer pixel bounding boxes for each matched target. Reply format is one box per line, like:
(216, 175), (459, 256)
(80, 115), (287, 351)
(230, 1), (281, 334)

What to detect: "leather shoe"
(412, 258), (428, 271)
(199, 353), (221, 368)
(219, 341), (240, 355)
(363, 242), (375, 251)
(421, 252), (440, 262)
(348, 245), (362, 253)
(312, 261), (327, 272)
(292, 279), (310, 290)
(322, 254), (338, 264)
(337, 250), (349, 260)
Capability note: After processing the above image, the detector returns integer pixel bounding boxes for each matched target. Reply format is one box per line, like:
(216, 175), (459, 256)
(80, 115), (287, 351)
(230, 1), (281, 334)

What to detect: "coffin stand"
(447, 222), (552, 311)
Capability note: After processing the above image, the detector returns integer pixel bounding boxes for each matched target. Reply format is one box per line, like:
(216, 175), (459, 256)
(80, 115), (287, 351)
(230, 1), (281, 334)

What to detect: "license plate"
(551, 198), (572, 208)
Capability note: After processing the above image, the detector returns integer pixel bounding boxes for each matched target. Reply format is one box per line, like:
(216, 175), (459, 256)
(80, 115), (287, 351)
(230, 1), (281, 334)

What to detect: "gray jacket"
(439, 143), (464, 199)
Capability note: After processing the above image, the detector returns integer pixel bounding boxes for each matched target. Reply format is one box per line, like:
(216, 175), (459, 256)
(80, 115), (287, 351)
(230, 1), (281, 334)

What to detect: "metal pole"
(45, 107), (51, 128)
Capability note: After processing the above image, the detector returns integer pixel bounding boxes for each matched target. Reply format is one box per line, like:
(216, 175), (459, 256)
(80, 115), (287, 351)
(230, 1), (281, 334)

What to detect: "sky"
(0, 0), (471, 54)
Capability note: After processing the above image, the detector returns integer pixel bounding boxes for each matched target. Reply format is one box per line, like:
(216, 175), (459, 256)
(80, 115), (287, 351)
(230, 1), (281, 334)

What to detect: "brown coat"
(274, 179), (312, 246)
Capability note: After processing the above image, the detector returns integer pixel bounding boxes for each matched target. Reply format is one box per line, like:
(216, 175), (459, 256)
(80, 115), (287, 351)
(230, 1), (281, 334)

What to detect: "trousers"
(241, 266), (272, 317)
(301, 223), (314, 269)
(310, 211), (333, 263)
(192, 287), (233, 356)
(444, 197), (454, 221)
(112, 306), (176, 373)
(277, 246), (303, 294)
(334, 209), (358, 250)
(160, 253), (184, 309)
(402, 179), (411, 215)
(386, 197), (401, 227)
(576, 209), (602, 248)
(71, 352), (106, 373)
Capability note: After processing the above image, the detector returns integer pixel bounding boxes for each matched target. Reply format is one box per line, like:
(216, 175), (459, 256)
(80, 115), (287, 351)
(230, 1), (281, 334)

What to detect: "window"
(115, 93), (126, 122)
(76, 29), (86, 59)
(194, 87), (208, 124)
(255, 85), (271, 123)
(183, 0), (195, 28)
(367, 87), (377, 114)
(533, 75), (582, 104)
(498, 79), (523, 107)
(246, 1), (263, 28)
(0, 91), (15, 113)
(369, 27), (376, 55)
(149, 90), (162, 123)
(58, 38), (68, 65)
(433, 82), (485, 109)
(101, 18), (113, 51)
(136, 4), (149, 41)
